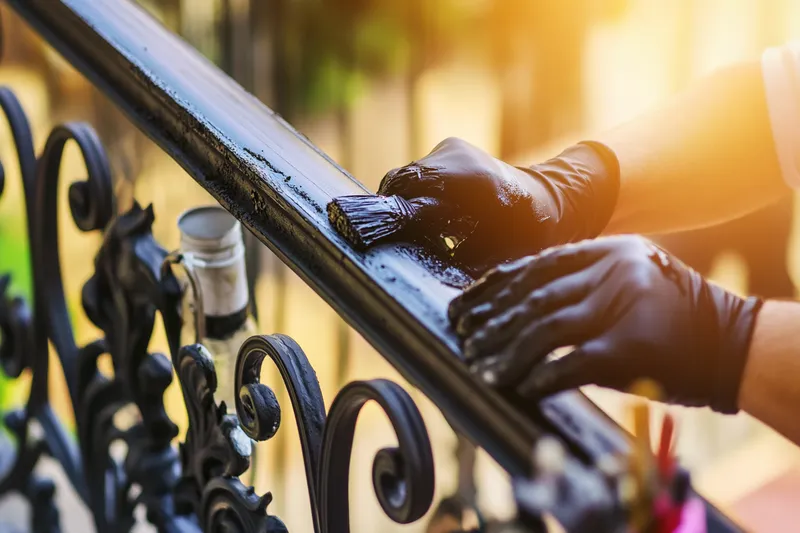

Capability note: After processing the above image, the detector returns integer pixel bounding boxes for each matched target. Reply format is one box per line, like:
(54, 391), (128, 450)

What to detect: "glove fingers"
(379, 137), (496, 200)
(515, 273), (654, 398)
(448, 256), (536, 322)
(469, 304), (593, 388)
(449, 243), (609, 335)
(517, 341), (606, 398)
(452, 260), (543, 336)
(458, 271), (594, 358)
(378, 139), (467, 196)
(378, 163), (445, 198)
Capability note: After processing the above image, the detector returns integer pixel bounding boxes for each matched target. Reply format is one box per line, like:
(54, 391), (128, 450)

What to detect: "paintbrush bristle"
(327, 195), (415, 249)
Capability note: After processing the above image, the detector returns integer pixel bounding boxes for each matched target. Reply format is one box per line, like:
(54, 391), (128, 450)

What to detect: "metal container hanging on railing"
(175, 205), (258, 411)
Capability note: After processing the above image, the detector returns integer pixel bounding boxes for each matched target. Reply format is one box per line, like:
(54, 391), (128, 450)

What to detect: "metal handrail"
(3, 1), (742, 530)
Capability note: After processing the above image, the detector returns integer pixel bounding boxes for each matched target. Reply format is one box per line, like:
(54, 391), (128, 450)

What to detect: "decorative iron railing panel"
(0, 86), (436, 532)
(4, 0), (627, 475)
(0, 0), (745, 531)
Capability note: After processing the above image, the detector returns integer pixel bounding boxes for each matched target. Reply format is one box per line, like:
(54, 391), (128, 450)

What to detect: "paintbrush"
(327, 194), (444, 250)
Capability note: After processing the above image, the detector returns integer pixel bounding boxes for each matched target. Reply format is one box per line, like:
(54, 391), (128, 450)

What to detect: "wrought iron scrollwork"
(0, 84), (440, 532)
(175, 343), (286, 532)
(0, 86), (99, 513)
(0, 85), (189, 531)
(77, 201), (183, 531)
(234, 335), (436, 533)
(320, 379), (435, 528)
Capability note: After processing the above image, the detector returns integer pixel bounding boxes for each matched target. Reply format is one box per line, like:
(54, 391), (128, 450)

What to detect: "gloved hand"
(378, 137), (620, 275)
(447, 235), (763, 413)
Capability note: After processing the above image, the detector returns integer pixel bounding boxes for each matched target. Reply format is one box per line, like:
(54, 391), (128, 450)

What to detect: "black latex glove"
(378, 137), (620, 274)
(448, 235), (763, 413)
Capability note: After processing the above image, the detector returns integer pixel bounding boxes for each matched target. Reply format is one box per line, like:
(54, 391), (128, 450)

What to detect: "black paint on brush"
(327, 194), (441, 250)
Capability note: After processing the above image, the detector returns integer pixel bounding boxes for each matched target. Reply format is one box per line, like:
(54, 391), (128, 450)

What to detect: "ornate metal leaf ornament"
(78, 201), (185, 531)
(176, 343), (286, 532)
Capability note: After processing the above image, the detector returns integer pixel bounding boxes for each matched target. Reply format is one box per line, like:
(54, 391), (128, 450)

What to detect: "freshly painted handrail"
(4, 1), (741, 530)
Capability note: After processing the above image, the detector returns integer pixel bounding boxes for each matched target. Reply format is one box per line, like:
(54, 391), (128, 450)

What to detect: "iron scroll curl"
(235, 334), (436, 532)
(0, 86), (114, 508)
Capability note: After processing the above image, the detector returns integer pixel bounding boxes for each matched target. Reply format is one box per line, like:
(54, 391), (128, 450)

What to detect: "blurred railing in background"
(0, 1), (799, 532)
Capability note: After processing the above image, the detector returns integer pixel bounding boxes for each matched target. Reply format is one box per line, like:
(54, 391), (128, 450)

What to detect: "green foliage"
(301, 52), (364, 116)
(0, 226), (31, 299)
(352, 12), (410, 74)
(279, 0), (474, 116)
(0, 214), (31, 410)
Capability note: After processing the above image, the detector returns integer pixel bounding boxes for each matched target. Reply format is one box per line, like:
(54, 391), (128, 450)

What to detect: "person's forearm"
(597, 61), (789, 235)
(739, 300), (800, 446)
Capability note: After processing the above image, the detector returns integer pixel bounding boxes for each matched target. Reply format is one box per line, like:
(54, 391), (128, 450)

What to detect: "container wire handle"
(162, 251), (206, 342)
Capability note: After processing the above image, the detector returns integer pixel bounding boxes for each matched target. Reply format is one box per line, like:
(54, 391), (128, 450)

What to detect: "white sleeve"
(762, 41), (800, 189)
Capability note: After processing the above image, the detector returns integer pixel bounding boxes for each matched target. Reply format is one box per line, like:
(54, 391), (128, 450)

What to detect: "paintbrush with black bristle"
(327, 194), (444, 250)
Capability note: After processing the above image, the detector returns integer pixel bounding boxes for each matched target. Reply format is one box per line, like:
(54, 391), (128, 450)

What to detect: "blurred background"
(1, 0), (800, 531)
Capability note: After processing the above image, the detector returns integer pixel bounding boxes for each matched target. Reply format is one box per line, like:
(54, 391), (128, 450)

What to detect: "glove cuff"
(576, 141), (621, 239)
(524, 141), (620, 244)
(711, 295), (764, 414)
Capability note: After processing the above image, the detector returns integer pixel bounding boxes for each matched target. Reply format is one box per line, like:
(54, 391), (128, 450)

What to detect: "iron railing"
(0, 0), (744, 531)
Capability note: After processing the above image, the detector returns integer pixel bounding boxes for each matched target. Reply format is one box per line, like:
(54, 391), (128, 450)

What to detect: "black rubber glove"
(378, 137), (620, 275)
(447, 235), (763, 413)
